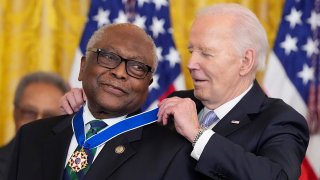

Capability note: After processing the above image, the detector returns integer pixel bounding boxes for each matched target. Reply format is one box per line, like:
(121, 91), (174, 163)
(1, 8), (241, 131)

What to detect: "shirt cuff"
(190, 129), (214, 160)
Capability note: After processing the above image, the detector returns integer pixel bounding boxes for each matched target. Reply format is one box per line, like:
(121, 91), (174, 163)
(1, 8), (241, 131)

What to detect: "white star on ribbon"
(307, 11), (320, 31)
(302, 38), (319, 57)
(285, 8), (302, 29)
(93, 8), (110, 27)
(149, 74), (160, 90)
(297, 64), (314, 85)
(280, 34), (298, 55)
(165, 47), (180, 67)
(113, 11), (128, 23)
(149, 17), (165, 38)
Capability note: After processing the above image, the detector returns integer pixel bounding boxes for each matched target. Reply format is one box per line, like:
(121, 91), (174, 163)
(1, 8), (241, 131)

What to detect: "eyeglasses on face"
(88, 48), (154, 79)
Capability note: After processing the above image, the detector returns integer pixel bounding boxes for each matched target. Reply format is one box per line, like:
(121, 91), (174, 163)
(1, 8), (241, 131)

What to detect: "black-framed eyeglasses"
(88, 48), (154, 79)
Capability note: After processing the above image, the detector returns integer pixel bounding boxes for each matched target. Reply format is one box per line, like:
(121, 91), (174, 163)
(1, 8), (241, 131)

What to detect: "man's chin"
(193, 89), (205, 101)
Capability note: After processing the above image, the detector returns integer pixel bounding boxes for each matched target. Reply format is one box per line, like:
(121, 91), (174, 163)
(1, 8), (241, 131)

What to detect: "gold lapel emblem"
(115, 145), (125, 154)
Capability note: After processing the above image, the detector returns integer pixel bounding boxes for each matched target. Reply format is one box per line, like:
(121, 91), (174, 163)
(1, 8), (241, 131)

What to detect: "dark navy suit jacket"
(8, 113), (207, 180)
(170, 80), (309, 180)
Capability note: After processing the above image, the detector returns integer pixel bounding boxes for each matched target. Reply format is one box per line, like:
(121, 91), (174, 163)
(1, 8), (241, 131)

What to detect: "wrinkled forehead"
(95, 25), (156, 66)
(190, 15), (235, 42)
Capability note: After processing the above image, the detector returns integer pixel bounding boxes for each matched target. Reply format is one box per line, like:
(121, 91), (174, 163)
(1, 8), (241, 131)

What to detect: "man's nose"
(110, 61), (128, 79)
(187, 52), (200, 70)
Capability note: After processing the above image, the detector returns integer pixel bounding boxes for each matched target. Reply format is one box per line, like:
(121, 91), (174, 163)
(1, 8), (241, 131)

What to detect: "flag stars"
(149, 17), (165, 38)
(156, 47), (163, 61)
(297, 64), (314, 85)
(302, 38), (319, 57)
(153, 0), (168, 10)
(149, 74), (160, 90)
(137, 0), (150, 7)
(280, 34), (298, 55)
(307, 11), (320, 31)
(165, 47), (180, 67)
(133, 15), (147, 29)
(93, 8), (110, 27)
(285, 8), (302, 29)
(113, 11), (128, 23)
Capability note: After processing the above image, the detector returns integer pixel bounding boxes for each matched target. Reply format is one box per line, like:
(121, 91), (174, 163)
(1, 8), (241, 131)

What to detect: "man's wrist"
(192, 127), (206, 147)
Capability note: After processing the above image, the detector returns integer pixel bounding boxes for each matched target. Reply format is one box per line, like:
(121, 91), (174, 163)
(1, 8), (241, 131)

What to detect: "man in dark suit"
(60, 4), (309, 180)
(0, 71), (70, 180)
(157, 3), (309, 180)
(8, 23), (202, 180)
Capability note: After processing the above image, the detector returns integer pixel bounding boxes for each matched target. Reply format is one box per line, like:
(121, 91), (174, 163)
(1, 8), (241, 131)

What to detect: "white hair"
(86, 23), (158, 73)
(197, 3), (269, 71)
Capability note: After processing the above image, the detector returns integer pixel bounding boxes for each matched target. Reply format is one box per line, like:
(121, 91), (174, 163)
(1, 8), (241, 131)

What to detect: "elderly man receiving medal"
(8, 23), (205, 180)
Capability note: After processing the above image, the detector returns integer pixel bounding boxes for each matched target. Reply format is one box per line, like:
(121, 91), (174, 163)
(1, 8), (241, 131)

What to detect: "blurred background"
(0, 0), (319, 179)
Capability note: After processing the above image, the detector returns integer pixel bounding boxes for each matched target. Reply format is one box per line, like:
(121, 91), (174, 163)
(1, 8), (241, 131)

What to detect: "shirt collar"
(201, 83), (253, 120)
(83, 103), (127, 126)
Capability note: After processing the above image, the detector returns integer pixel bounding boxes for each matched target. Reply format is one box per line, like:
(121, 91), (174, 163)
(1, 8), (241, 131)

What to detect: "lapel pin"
(115, 145), (125, 154)
(231, 120), (240, 124)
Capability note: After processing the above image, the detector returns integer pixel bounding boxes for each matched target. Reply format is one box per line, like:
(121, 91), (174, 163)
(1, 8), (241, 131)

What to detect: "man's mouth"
(100, 82), (128, 96)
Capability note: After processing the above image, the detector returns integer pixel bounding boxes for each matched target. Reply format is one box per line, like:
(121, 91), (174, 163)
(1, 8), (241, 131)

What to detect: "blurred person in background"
(0, 71), (70, 179)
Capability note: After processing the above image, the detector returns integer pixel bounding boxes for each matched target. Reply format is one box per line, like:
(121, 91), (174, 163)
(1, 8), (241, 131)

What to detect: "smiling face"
(78, 24), (155, 119)
(188, 14), (254, 109)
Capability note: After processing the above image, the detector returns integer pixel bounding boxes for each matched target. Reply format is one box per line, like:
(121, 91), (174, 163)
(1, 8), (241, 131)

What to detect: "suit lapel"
(42, 115), (73, 180)
(214, 80), (267, 136)
(84, 127), (143, 180)
(192, 80), (267, 137)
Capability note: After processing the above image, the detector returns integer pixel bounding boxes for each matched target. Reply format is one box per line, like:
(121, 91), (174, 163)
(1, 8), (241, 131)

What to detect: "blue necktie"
(63, 120), (107, 180)
(200, 111), (219, 128)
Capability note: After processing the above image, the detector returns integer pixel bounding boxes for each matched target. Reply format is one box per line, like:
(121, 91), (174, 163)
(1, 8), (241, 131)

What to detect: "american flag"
(69, 0), (185, 110)
(263, 0), (320, 179)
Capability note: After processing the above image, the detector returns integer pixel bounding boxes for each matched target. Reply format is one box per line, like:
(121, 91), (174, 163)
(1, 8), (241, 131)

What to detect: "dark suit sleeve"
(162, 143), (205, 180)
(195, 111), (309, 180)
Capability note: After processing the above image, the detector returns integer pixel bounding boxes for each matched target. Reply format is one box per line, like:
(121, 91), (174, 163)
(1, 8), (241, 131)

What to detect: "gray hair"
(14, 72), (70, 105)
(86, 23), (158, 74)
(197, 3), (269, 71)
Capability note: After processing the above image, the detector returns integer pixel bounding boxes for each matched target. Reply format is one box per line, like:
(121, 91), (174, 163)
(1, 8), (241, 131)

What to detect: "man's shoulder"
(142, 123), (190, 146)
(18, 114), (73, 136)
(263, 97), (305, 119)
(0, 140), (14, 160)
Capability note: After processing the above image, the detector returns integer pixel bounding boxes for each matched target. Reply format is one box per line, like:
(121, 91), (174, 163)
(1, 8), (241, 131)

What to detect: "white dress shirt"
(191, 84), (253, 160)
(64, 104), (127, 167)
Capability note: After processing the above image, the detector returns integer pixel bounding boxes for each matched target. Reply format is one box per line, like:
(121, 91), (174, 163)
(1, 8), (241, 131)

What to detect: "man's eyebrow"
(105, 46), (146, 62)
(187, 45), (215, 52)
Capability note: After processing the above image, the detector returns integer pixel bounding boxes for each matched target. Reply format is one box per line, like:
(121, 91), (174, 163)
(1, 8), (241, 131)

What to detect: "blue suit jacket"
(170, 80), (309, 180)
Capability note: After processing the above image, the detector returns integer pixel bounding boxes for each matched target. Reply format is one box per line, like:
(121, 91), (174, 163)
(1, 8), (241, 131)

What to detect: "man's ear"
(239, 49), (255, 76)
(149, 78), (153, 85)
(78, 56), (87, 81)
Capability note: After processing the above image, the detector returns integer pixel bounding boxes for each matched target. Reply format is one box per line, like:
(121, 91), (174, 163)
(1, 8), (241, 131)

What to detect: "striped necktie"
(200, 111), (219, 128)
(63, 120), (107, 180)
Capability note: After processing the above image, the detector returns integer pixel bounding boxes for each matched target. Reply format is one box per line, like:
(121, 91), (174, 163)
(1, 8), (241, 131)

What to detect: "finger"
(73, 88), (85, 105)
(59, 96), (74, 114)
(82, 89), (87, 102)
(66, 91), (80, 112)
(158, 97), (177, 118)
(158, 100), (177, 125)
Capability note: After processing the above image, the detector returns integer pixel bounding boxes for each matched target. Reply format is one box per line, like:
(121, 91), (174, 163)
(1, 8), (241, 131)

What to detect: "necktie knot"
(200, 111), (219, 128)
(87, 120), (107, 138)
